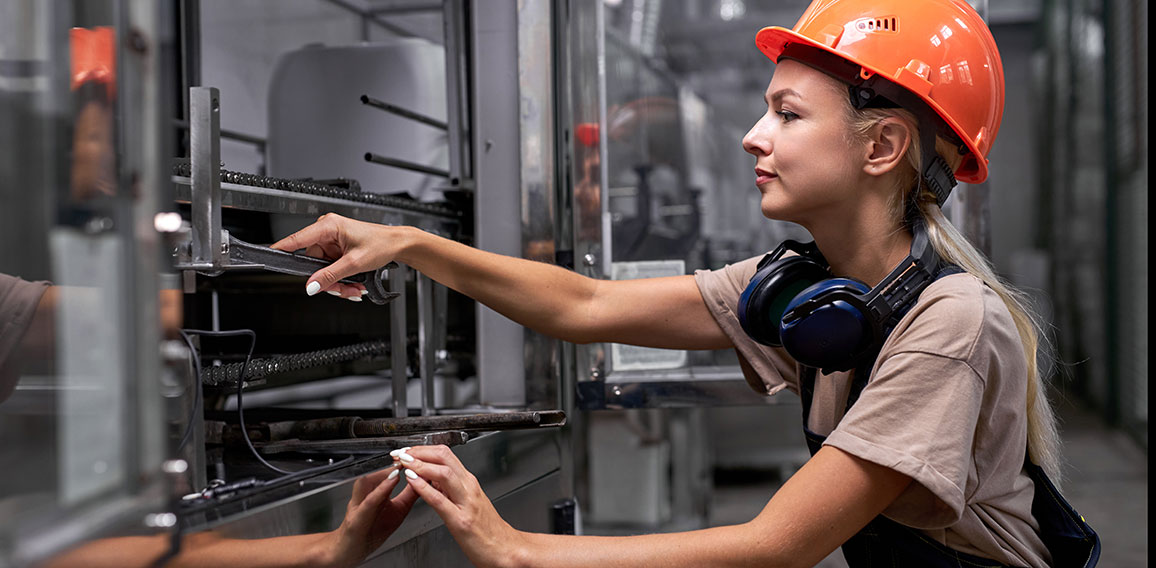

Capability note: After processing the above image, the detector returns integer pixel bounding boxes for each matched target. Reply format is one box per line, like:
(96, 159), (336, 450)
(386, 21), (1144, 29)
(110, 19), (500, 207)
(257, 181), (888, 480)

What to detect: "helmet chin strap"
(848, 82), (958, 208)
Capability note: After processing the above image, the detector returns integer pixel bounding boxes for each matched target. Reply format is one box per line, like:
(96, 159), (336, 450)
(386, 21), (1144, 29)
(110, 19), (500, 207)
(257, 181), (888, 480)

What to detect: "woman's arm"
(271, 214), (731, 350)
(39, 466), (418, 568)
(397, 444), (912, 568)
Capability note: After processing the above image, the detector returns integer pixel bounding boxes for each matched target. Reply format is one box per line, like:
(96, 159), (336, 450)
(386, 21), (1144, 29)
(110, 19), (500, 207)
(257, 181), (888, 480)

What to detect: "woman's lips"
(755, 168), (777, 185)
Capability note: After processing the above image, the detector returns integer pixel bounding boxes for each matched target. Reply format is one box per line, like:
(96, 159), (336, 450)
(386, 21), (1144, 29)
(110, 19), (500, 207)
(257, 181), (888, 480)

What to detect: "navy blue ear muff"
(779, 277), (873, 371)
(738, 240), (829, 347)
(739, 219), (943, 373)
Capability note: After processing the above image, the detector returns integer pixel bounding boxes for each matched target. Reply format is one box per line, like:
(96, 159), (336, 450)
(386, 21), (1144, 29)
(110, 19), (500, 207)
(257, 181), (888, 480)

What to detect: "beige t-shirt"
(695, 256), (1051, 567)
(1, 273), (50, 403)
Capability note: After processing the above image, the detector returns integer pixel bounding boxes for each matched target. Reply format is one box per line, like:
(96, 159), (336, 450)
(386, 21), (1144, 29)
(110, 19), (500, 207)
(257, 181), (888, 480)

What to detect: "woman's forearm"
(511, 523), (799, 568)
(391, 226), (731, 349)
(393, 226), (602, 344)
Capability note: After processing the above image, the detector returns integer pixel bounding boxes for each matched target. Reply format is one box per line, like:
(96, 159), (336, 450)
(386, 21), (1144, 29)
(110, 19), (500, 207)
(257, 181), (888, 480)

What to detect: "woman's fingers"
(395, 446), (479, 504)
(403, 469), (459, 516)
(355, 466), (399, 502)
(270, 215), (338, 252)
(345, 469), (402, 531)
(388, 483), (420, 513)
(305, 254), (363, 296)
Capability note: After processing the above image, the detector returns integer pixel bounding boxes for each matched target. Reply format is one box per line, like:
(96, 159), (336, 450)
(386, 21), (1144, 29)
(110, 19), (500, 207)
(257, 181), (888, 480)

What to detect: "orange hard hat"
(70, 27), (116, 98)
(575, 122), (600, 148)
(755, 0), (1004, 185)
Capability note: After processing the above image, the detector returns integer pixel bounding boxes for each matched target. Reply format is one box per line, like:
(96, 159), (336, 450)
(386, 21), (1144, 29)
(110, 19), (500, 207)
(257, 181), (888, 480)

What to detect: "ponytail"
(847, 106), (1064, 483)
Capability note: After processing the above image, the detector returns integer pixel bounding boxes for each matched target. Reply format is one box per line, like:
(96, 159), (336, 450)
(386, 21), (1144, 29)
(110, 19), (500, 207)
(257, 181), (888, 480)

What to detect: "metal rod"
(189, 87), (222, 266)
(390, 264), (409, 418)
(443, 0), (471, 187)
(417, 273), (436, 416)
(352, 410), (567, 437)
(174, 119), (267, 150)
(359, 94), (448, 130)
(364, 152), (451, 178)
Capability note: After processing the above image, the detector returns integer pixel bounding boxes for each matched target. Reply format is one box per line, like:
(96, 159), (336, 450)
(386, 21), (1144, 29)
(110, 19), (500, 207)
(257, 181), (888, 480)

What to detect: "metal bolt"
(583, 253), (597, 267)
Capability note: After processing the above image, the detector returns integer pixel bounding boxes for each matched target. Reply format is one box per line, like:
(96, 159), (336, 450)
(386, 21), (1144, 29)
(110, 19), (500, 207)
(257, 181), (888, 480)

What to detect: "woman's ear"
(863, 117), (912, 176)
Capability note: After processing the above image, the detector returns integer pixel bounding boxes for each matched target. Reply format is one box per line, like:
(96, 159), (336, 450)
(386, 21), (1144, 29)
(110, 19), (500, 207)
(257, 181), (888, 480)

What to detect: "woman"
(273, 0), (1098, 566)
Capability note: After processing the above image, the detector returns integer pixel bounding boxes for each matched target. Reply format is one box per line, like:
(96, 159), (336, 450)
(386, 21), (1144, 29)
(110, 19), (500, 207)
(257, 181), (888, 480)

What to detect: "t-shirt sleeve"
(822, 278), (994, 529)
(693, 256), (798, 396)
(0, 273), (51, 403)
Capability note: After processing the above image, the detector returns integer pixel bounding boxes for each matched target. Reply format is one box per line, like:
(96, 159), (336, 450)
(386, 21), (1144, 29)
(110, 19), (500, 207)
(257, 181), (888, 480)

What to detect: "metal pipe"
(174, 118), (267, 150)
(360, 94), (448, 130)
(364, 152), (451, 178)
(390, 264), (409, 418)
(417, 272), (436, 416)
(352, 410), (567, 437)
(189, 87), (222, 266)
(443, 0), (472, 188)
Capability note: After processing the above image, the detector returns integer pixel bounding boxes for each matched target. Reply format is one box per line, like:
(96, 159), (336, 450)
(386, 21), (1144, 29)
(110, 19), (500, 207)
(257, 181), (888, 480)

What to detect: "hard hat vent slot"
(854, 16), (899, 34)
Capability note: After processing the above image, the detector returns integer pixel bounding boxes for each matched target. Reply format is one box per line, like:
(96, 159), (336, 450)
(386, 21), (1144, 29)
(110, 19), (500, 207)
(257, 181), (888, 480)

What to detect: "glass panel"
(571, 1), (809, 385)
(1, 1), (166, 563)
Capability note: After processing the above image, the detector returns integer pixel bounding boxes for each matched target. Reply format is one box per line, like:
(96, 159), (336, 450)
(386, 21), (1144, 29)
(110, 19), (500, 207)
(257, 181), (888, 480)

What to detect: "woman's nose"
(742, 115), (772, 156)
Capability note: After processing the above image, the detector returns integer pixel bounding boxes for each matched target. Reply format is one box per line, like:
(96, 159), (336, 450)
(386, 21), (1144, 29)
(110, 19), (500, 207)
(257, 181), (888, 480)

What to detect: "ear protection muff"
(779, 277), (874, 370)
(737, 240), (830, 347)
(738, 219), (944, 373)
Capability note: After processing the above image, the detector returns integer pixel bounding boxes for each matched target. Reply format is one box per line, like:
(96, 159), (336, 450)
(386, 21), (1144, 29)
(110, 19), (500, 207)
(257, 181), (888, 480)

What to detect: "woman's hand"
(270, 213), (405, 300)
(393, 446), (527, 568)
(318, 465), (419, 568)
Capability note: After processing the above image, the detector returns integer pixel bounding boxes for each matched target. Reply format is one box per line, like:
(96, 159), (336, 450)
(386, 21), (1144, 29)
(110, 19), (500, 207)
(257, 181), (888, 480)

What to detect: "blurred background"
(0, 0), (1146, 566)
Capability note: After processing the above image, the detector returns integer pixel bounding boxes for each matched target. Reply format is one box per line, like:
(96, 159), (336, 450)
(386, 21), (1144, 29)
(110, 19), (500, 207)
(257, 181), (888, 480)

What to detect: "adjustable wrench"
(225, 235), (399, 305)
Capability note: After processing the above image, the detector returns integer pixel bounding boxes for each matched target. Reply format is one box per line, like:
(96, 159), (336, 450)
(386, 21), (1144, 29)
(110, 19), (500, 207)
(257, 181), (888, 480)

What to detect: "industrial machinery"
(1, 1), (804, 566)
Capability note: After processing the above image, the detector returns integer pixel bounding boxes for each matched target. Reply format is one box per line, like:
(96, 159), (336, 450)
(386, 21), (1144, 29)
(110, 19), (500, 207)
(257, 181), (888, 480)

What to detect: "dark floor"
(705, 397), (1148, 567)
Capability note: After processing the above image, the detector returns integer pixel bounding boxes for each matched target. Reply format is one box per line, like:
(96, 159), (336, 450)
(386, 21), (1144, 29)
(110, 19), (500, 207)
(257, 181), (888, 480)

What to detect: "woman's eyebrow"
(768, 88), (802, 105)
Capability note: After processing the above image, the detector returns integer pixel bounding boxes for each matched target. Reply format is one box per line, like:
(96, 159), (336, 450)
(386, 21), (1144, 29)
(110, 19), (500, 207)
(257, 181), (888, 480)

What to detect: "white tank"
(266, 39), (448, 204)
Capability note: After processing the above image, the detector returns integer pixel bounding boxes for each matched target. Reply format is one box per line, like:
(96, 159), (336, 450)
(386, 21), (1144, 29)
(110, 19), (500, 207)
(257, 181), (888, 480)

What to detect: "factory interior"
(0, 0), (1146, 566)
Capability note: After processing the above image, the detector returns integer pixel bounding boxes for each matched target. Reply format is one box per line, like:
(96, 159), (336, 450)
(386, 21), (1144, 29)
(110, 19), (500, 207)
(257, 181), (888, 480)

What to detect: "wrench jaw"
(357, 264), (400, 305)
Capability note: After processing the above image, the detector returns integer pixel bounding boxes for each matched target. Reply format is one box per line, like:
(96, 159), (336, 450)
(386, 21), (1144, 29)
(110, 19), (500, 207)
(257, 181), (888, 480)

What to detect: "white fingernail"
(327, 290), (342, 297)
(387, 468), (399, 480)
(360, 289), (369, 295)
(347, 295), (363, 302)
(389, 447), (411, 457)
(398, 452), (414, 463)
(306, 281), (321, 296)
(404, 469), (419, 480)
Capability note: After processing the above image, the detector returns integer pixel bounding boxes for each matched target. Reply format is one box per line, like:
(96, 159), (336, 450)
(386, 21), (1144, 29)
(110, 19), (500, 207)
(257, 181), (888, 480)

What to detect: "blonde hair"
(847, 105), (1064, 483)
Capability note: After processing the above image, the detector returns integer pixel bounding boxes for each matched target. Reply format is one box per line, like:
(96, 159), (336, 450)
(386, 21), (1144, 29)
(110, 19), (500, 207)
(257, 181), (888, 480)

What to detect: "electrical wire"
(176, 330), (203, 453)
(180, 329), (358, 477)
(152, 329), (356, 568)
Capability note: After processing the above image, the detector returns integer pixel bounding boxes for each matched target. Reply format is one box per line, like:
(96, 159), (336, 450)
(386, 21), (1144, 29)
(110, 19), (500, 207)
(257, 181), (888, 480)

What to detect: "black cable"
(176, 330), (203, 453)
(154, 331), (356, 568)
(180, 329), (356, 476)
(181, 328), (297, 474)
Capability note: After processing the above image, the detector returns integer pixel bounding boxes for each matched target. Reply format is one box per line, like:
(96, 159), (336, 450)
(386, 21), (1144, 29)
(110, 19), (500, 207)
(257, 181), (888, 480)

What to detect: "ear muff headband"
(738, 219), (943, 373)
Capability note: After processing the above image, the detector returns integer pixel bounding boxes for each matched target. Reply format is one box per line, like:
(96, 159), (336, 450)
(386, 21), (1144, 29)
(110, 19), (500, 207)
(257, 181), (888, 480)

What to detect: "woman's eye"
(776, 110), (799, 122)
